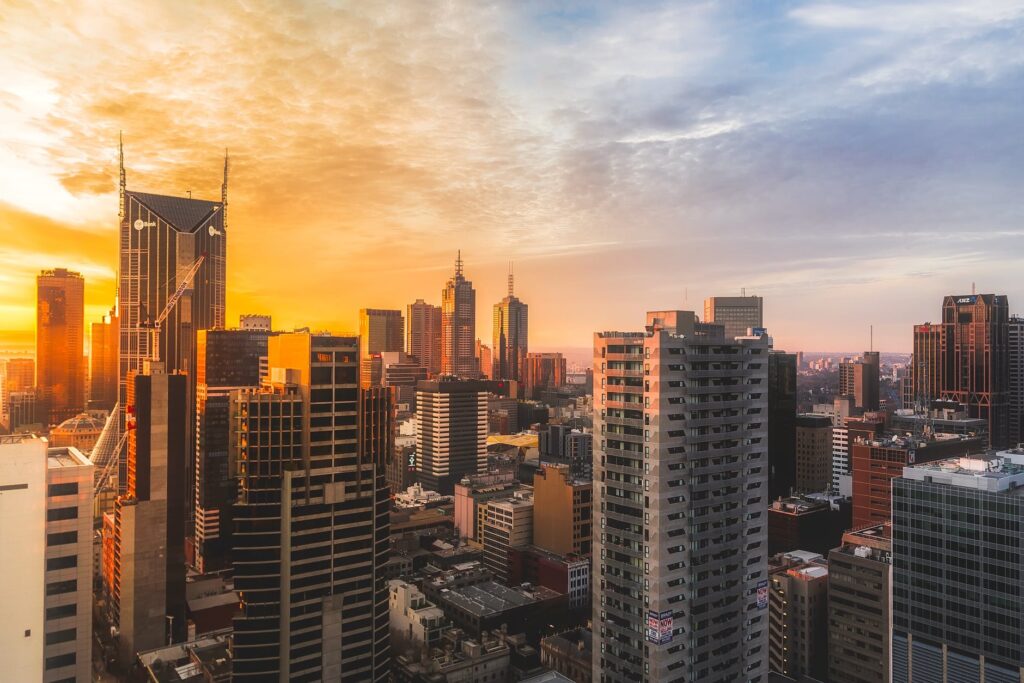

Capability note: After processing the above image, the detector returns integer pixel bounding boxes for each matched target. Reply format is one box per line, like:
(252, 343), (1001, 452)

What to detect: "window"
(47, 482), (78, 497)
(45, 628), (76, 645)
(46, 580), (77, 596)
(45, 653), (75, 670)
(47, 531), (77, 546)
(46, 604), (76, 620)
(46, 555), (77, 571)
(47, 507), (77, 522)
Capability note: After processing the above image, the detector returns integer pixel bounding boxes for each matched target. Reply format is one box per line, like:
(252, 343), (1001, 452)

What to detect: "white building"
(0, 435), (46, 682)
(482, 491), (534, 584)
(388, 579), (449, 653)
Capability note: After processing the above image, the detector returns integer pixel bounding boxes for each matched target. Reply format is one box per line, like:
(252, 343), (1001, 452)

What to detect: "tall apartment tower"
(492, 268), (528, 382)
(194, 328), (272, 572)
(703, 295), (764, 340)
(440, 252), (477, 377)
(37, 268), (85, 425)
(594, 310), (770, 683)
(359, 308), (404, 360)
(43, 445), (94, 683)
(90, 307), (119, 411)
(113, 363), (189, 661)
(893, 452), (1024, 681)
(231, 333), (391, 682)
(415, 378), (488, 495)
(767, 351), (797, 500)
(407, 299), (442, 376)
(0, 435), (46, 682)
(839, 352), (880, 411)
(113, 143), (227, 492)
(1008, 316), (1024, 446)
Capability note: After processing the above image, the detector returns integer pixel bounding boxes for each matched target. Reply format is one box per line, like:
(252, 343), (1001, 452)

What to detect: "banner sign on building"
(757, 580), (769, 609)
(646, 610), (673, 644)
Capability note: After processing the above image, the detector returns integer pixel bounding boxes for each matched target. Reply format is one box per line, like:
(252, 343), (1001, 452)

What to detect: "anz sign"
(956, 296), (977, 305)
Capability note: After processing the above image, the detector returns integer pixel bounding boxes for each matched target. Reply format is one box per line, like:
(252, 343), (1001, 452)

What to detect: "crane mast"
(147, 252), (206, 363)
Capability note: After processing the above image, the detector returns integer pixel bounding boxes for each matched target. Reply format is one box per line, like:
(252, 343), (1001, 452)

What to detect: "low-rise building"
(392, 628), (510, 683)
(432, 580), (566, 644)
(541, 628), (593, 683)
(390, 579), (450, 654)
(482, 491), (534, 584)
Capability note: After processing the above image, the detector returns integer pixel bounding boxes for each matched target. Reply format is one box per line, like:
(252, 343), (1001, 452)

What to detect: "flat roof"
(46, 446), (92, 469)
(438, 581), (559, 617)
(903, 452), (1024, 492)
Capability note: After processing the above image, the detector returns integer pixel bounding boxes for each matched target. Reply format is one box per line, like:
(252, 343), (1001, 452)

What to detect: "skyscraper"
(703, 294), (764, 339)
(492, 268), (528, 382)
(194, 327), (272, 572)
(37, 268), (85, 425)
(415, 378), (488, 495)
(795, 413), (832, 492)
(911, 322), (946, 409)
(893, 452), (1024, 681)
(594, 310), (770, 682)
(359, 308), (404, 360)
(767, 351), (797, 500)
(90, 307), (119, 411)
(231, 332), (391, 682)
(524, 352), (567, 400)
(407, 299), (442, 376)
(839, 351), (880, 411)
(113, 142), (227, 492)
(1007, 316), (1024, 446)
(476, 339), (492, 379)
(441, 252), (477, 377)
(113, 363), (189, 660)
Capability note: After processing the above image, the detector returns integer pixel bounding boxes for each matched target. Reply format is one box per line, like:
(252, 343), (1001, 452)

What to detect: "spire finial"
(118, 131), (126, 221)
(221, 148), (229, 209)
(508, 262), (514, 297)
(455, 250), (464, 277)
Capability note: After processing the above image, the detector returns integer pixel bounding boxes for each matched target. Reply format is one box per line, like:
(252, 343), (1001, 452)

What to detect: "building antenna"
(508, 262), (514, 297)
(455, 250), (463, 277)
(972, 281), (976, 295)
(118, 131), (126, 222)
(221, 148), (229, 228)
(741, 287), (746, 297)
(870, 325), (873, 353)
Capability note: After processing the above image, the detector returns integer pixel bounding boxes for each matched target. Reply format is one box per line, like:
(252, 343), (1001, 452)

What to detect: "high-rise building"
(795, 413), (832, 492)
(564, 430), (594, 481)
(476, 340), (492, 379)
(2, 357), (35, 426)
(524, 352), (567, 400)
(37, 268), (85, 425)
(893, 452), (1024, 681)
(492, 269), (528, 382)
(1008, 316), (1024, 446)
(768, 551), (830, 681)
(114, 144), (227, 494)
(113, 363), (189, 661)
(90, 307), (119, 411)
(43, 445), (94, 683)
(231, 333), (391, 682)
(532, 463), (592, 557)
(911, 322), (946, 410)
(407, 299), (442, 376)
(415, 378), (488, 495)
(0, 435), (46, 681)
(703, 295), (764, 340)
(839, 352), (880, 411)
(193, 328), (272, 572)
(768, 351), (797, 500)
(828, 522), (891, 683)
(482, 491), (534, 585)
(594, 310), (770, 682)
(850, 433), (983, 527)
(360, 308), (404, 360)
(440, 253), (477, 377)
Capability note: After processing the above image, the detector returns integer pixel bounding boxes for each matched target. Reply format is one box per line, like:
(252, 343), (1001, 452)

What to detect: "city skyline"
(5, 2), (1024, 352)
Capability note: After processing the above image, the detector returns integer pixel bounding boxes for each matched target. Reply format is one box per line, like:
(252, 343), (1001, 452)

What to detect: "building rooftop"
(52, 412), (105, 434)
(770, 496), (829, 515)
(46, 446), (92, 469)
(438, 581), (560, 618)
(902, 451), (1024, 492)
(127, 190), (221, 234)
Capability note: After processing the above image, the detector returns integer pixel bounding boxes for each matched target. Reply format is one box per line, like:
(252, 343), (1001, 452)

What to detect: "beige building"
(795, 413), (833, 492)
(768, 550), (830, 681)
(388, 579), (449, 655)
(532, 463), (592, 557)
(482, 491), (534, 585)
(703, 295), (764, 340)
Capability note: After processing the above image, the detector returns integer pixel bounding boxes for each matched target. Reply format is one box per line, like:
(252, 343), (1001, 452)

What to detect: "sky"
(2, 0), (1024, 355)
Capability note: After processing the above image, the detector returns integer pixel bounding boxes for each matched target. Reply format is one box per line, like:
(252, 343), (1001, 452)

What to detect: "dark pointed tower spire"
(118, 131), (126, 222)
(508, 262), (514, 297)
(455, 250), (464, 277)
(221, 148), (229, 231)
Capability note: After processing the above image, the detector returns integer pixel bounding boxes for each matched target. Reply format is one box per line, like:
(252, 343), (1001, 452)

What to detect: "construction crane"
(146, 251), (206, 362)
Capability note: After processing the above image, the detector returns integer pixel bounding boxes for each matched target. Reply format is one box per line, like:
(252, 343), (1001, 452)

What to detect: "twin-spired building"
(593, 310), (770, 683)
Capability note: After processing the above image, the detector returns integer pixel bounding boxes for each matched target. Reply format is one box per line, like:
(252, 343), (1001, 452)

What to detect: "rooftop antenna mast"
(870, 325), (873, 353)
(455, 250), (464, 277)
(508, 262), (514, 297)
(118, 131), (126, 223)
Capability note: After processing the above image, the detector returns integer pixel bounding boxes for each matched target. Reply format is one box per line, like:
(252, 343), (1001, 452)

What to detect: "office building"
(90, 307), (119, 411)
(524, 352), (567, 400)
(703, 294), (764, 339)
(564, 430), (593, 481)
(0, 435), (46, 682)
(482, 491), (534, 585)
(44, 445), (94, 683)
(194, 328), (272, 572)
(541, 629), (593, 683)
(594, 310), (770, 682)
(416, 378), (488, 495)
(2, 357), (35, 425)
(795, 413), (833, 492)
(238, 314), (271, 331)
(851, 433), (983, 527)
(441, 253), (477, 377)
(532, 463), (592, 557)
(832, 425), (849, 492)
(828, 523), (891, 683)
(839, 352), (880, 411)
(476, 340), (493, 379)
(768, 495), (847, 557)
(893, 452), (1024, 681)
(1009, 316), (1024, 446)
(453, 471), (521, 543)
(379, 351), (428, 408)
(492, 270), (528, 382)
(407, 299), (442, 376)
(768, 551), (829, 681)
(768, 351), (797, 500)
(911, 322), (946, 410)
(37, 268), (85, 425)
(113, 363), (189, 661)
(360, 308), (404, 360)
(114, 146), (227, 494)
(231, 333), (391, 682)
(508, 546), (591, 609)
